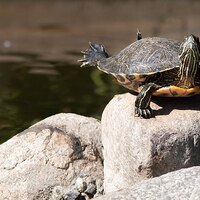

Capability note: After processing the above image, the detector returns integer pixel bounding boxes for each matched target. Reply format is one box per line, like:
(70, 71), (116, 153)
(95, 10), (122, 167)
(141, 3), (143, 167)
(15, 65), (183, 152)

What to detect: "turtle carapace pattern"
(79, 33), (200, 118)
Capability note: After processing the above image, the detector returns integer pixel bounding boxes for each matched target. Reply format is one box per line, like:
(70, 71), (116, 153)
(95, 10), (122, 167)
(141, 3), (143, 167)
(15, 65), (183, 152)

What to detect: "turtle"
(79, 32), (200, 118)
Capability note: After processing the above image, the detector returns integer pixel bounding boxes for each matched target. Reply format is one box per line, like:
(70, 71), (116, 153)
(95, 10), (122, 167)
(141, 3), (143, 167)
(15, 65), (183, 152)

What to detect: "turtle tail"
(79, 42), (109, 67)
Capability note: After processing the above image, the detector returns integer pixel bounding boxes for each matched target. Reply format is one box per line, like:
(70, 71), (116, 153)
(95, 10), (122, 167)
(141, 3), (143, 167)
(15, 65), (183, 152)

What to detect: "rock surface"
(101, 93), (200, 193)
(0, 113), (103, 200)
(94, 166), (200, 200)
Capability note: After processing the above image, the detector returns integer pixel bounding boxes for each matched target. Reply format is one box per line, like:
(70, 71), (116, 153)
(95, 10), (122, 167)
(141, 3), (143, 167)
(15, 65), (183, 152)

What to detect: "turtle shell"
(97, 37), (200, 97)
(100, 37), (181, 75)
(98, 37), (200, 97)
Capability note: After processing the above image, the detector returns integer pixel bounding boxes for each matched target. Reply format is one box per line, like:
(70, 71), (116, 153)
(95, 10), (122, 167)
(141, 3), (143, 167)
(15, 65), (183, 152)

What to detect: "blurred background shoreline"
(1, 0), (200, 60)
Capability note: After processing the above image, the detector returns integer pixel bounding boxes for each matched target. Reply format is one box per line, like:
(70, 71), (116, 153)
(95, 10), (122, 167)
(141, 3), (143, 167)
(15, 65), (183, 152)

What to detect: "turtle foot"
(135, 106), (153, 118)
(79, 42), (109, 67)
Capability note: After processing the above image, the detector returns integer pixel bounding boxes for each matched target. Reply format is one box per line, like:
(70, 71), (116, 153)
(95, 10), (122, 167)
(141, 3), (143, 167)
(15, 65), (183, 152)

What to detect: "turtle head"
(179, 34), (200, 60)
(178, 34), (200, 88)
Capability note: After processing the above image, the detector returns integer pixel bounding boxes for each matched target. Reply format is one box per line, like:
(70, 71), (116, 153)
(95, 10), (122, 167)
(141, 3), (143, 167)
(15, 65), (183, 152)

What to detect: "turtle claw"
(135, 106), (153, 118)
(137, 28), (142, 40)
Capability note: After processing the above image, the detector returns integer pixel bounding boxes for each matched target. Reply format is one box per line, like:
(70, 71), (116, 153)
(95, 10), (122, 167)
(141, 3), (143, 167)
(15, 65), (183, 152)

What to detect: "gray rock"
(0, 113), (103, 200)
(75, 177), (87, 193)
(101, 93), (200, 193)
(94, 166), (200, 200)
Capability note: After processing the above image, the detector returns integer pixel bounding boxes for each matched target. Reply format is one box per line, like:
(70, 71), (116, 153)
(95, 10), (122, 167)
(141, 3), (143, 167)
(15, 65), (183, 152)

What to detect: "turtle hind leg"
(79, 42), (109, 67)
(135, 83), (161, 118)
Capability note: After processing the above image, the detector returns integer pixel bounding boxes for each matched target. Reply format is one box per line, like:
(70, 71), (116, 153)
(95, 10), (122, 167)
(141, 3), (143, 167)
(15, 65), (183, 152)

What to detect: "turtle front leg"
(135, 83), (160, 118)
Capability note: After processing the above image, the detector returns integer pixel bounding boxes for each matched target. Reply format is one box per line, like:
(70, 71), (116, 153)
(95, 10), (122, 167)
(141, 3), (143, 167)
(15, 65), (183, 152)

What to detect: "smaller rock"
(85, 182), (97, 196)
(94, 166), (200, 200)
(64, 189), (80, 200)
(75, 177), (87, 193)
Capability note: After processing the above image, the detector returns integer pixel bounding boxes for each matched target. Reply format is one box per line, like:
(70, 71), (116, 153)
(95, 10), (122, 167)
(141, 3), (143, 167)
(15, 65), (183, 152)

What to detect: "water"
(0, 55), (126, 143)
(0, 0), (200, 143)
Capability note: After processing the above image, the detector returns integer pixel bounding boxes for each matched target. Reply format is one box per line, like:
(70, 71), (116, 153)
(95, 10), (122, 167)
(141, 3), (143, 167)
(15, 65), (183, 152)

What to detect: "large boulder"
(94, 166), (200, 200)
(0, 113), (103, 200)
(102, 93), (200, 193)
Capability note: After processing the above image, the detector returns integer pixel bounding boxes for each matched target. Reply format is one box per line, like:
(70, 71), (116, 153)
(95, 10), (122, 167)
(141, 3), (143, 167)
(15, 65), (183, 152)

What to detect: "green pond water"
(0, 53), (126, 143)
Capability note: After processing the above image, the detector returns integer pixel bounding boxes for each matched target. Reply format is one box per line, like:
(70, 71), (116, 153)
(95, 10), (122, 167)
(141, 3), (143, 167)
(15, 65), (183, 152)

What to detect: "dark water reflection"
(0, 54), (125, 143)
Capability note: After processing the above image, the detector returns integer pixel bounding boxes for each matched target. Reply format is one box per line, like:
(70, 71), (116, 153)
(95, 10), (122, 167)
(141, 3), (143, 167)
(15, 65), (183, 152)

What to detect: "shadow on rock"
(151, 95), (200, 116)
